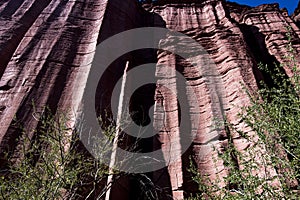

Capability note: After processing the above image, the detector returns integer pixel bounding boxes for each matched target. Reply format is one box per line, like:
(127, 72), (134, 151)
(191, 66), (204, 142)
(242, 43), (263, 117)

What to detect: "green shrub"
(188, 29), (300, 199)
(0, 111), (111, 200)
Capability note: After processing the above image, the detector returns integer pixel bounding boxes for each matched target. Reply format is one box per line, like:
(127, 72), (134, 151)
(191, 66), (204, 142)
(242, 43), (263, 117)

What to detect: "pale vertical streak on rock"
(105, 61), (129, 200)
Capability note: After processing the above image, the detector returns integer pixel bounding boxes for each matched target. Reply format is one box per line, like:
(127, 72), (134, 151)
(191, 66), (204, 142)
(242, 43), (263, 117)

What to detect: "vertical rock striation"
(0, 0), (299, 199)
(0, 0), (108, 163)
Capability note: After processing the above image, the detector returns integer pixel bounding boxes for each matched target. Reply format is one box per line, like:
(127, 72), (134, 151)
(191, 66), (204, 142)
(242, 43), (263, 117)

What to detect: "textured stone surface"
(0, 0), (108, 163)
(293, 1), (300, 27)
(0, 0), (299, 199)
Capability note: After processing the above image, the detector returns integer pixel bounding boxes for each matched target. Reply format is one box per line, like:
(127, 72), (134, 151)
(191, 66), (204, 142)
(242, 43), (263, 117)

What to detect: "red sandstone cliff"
(0, 0), (299, 199)
(293, 1), (300, 27)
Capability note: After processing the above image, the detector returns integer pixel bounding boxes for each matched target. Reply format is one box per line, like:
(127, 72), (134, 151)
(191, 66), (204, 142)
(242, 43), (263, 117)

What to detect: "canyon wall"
(0, 0), (299, 199)
(0, 0), (108, 161)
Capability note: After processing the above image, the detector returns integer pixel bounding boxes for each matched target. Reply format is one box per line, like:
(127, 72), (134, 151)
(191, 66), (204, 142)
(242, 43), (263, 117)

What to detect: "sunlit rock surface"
(0, 0), (299, 199)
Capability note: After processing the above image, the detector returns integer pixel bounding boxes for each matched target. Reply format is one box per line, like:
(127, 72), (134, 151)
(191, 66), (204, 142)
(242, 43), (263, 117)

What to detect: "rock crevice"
(0, 0), (299, 199)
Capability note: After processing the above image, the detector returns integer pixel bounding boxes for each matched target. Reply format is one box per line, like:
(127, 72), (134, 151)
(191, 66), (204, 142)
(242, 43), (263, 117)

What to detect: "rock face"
(0, 0), (108, 158)
(293, 1), (300, 27)
(0, 0), (299, 199)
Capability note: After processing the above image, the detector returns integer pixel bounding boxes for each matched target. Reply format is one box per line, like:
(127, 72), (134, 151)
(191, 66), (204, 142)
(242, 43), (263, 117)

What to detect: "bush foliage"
(188, 29), (300, 199)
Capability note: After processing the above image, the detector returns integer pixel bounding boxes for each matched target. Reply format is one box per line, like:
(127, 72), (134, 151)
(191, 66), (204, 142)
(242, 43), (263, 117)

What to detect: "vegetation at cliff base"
(188, 29), (300, 199)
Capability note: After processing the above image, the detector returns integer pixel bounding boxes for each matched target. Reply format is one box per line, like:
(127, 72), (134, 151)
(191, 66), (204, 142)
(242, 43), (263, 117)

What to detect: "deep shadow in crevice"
(239, 24), (290, 89)
(95, 0), (172, 199)
(130, 84), (156, 127)
(174, 56), (198, 199)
